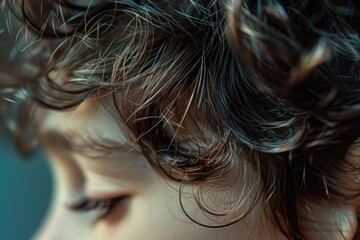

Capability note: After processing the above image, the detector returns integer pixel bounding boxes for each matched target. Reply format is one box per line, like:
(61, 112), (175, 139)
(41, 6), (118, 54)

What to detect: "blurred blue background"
(0, 5), (52, 240)
(0, 135), (52, 240)
(0, 3), (53, 240)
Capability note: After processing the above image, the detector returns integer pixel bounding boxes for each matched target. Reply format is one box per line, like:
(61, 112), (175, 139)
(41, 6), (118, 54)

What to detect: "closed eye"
(67, 196), (127, 222)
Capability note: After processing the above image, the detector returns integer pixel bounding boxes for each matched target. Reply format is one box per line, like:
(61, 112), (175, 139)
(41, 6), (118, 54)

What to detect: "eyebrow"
(39, 130), (141, 159)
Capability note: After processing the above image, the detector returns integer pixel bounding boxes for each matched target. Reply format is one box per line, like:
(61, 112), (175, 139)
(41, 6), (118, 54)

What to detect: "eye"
(67, 196), (126, 221)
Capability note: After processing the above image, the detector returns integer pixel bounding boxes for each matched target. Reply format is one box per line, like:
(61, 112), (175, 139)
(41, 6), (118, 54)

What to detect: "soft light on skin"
(32, 95), (358, 240)
(33, 95), (285, 240)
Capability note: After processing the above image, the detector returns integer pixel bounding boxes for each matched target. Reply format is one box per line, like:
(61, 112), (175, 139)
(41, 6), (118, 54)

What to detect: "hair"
(1, 0), (360, 239)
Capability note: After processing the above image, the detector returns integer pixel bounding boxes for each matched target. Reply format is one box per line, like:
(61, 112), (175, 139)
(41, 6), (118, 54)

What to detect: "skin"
(32, 95), (358, 240)
(32, 95), (285, 240)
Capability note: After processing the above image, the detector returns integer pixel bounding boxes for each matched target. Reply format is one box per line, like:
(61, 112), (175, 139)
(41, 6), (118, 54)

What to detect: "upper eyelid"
(67, 197), (111, 212)
(67, 198), (95, 212)
(66, 196), (127, 220)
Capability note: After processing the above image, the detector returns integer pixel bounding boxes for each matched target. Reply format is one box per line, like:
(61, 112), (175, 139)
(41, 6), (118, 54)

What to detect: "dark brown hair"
(1, 0), (360, 239)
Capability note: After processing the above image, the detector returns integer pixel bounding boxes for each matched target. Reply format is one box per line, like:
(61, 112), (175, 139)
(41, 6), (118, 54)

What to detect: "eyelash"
(68, 196), (124, 221)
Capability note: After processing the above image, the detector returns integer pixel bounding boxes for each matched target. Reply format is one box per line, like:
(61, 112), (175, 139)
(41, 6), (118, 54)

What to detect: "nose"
(33, 200), (88, 240)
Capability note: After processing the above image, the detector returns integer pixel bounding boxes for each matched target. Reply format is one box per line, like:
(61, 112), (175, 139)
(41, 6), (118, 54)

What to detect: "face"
(33, 95), (287, 240)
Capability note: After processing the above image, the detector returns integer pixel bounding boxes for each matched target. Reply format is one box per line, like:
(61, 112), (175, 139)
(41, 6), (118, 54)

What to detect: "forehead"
(38, 94), (130, 148)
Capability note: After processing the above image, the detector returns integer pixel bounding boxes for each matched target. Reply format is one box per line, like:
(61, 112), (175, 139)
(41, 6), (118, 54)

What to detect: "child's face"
(33, 95), (282, 240)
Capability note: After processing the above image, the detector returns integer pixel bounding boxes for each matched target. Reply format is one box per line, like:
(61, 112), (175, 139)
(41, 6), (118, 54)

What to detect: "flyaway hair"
(1, 1), (360, 239)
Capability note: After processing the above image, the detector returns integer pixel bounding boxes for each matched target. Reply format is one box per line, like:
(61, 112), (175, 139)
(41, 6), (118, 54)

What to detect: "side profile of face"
(2, 1), (360, 239)
(32, 94), (359, 240)
(33, 95), (285, 240)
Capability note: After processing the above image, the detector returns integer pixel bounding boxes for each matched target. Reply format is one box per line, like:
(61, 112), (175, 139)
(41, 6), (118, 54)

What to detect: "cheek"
(95, 179), (260, 240)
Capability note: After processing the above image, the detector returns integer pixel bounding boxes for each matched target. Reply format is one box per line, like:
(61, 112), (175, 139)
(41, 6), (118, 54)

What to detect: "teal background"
(0, 4), (53, 240)
(0, 135), (52, 240)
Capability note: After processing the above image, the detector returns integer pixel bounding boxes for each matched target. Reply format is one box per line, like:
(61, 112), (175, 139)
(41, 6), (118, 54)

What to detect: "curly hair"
(1, 0), (360, 239)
